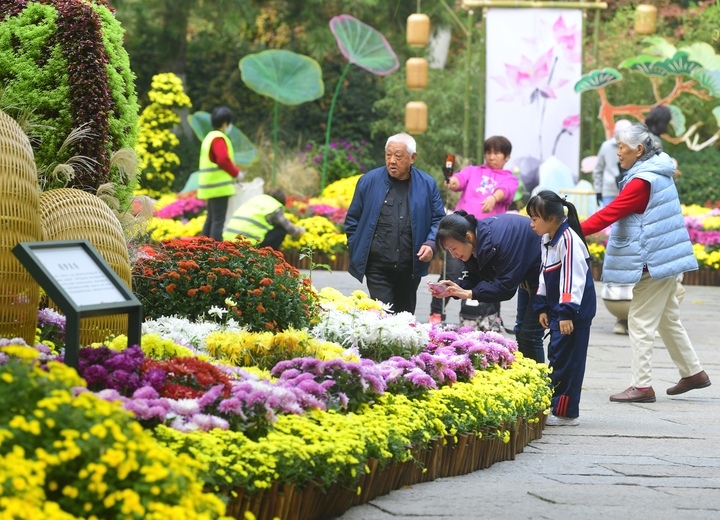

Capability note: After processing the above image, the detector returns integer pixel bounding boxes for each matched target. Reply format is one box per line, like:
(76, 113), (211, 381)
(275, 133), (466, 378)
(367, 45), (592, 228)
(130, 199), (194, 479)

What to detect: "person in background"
(593, 119), (632, 207)
(197, 106), (244, 241)
(645, 104), (682, 180)
(429, 211), (545, 363)
(645, 105), (672, 151)
(429, 136), (518, 325)
(222, 188), (304, 249)
(594, 119), (634, 335)
(345, 133), (445, 315)
(582, 122), (710, 404)
(527, 191), (596, 426)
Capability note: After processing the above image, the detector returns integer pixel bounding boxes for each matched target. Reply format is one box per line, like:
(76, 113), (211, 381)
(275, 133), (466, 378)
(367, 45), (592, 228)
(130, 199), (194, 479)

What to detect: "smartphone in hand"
(428, 282), (450, 297)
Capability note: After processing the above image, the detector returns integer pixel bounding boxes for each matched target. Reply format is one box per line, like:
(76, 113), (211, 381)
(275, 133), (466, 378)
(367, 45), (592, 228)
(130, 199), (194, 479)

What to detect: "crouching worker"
(222, 188), (305, 249)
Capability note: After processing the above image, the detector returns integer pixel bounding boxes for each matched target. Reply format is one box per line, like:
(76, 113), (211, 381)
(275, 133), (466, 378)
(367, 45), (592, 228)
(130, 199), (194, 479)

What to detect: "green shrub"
(668, 145), (720, 208)
(371, 55), (478, 180)
(301, 139), (376, 186)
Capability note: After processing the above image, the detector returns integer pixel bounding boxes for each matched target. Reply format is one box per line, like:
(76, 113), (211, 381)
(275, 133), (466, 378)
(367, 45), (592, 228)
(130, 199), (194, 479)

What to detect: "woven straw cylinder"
(39, 188), (132, 345)
(0, 110), (42, 345)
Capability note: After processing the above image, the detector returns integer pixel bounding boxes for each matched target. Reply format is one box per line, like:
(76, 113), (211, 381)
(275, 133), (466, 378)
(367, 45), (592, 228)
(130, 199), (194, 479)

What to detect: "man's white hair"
(613, 119), (632, 135)
(386, 133), (417, 155)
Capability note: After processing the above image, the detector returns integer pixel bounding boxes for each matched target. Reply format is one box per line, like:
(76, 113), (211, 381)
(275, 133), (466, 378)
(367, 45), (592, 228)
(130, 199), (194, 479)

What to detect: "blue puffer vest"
(602, 152), (697, 284)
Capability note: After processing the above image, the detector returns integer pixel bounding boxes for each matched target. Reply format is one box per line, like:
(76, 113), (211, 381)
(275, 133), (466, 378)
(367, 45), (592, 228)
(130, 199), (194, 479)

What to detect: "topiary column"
(0, 0), (139, 208)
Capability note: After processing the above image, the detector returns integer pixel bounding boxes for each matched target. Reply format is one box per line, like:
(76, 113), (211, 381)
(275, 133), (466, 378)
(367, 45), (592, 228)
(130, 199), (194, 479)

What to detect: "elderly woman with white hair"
(581, 122), (710, 404)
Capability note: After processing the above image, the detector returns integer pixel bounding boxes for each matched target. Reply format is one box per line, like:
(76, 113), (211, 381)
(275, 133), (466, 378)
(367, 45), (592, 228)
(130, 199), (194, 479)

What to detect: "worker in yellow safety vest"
(223, 189), (305, 250)
(197, 106), (244, 240)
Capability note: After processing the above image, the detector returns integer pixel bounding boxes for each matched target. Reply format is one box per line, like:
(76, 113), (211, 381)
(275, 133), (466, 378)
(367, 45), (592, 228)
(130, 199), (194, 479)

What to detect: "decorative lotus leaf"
(653, 52), (703, 78)
(329, 14), (399, 76)
(642, 36), (677, 60)
(573, 68), (622, 93)
(681, 42), (720, 71)
(187, 111), (258, 167)
(619, 55), (666, 77)
(713, 106), (720, 127)
(693, 69), (720, 98)
(666, 105), (686, 136)
(239, 50), (324, 106)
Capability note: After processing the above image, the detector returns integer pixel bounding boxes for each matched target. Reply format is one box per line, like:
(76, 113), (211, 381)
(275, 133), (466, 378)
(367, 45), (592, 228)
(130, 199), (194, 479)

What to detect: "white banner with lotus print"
(485, 8), (582, 195)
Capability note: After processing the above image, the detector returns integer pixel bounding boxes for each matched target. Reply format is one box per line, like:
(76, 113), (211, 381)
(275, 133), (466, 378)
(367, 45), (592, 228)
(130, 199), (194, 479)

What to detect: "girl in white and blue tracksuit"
(527, 191), (596, 420)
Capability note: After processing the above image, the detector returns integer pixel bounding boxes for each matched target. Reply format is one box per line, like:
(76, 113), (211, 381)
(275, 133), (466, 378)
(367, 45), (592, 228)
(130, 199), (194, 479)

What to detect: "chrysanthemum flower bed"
(1, 245), (552, 520)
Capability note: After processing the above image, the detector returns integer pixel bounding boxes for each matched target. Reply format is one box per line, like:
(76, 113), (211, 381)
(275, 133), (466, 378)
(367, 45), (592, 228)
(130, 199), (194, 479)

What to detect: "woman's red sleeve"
(581, 178), (650, 236)
(209, 137), (240, 177)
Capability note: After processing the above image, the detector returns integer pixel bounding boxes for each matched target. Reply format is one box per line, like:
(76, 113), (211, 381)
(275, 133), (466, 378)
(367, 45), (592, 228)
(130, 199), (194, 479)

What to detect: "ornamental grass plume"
(132, 237), (321, 332)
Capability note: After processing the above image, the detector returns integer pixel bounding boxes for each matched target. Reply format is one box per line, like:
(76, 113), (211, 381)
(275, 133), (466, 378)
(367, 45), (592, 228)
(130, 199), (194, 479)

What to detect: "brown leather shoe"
(609, 386), (656, 403)
(666, 370), (711, 395)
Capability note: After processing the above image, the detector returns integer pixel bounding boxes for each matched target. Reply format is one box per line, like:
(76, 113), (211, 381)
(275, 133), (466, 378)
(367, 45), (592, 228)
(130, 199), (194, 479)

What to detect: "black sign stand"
(12, 239), (142, 369)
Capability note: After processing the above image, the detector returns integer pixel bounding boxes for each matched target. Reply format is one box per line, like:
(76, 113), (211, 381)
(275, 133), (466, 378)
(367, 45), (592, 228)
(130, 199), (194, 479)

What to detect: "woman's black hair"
(645, 105), (671, 137)
(211, 106), (233, 130)
(526, 190), (588, 247)
(436, 210), (478, 250)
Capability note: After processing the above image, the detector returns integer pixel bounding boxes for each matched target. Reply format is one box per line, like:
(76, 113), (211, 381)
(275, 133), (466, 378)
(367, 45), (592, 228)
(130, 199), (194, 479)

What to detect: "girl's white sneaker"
(546, 414), (580, 426)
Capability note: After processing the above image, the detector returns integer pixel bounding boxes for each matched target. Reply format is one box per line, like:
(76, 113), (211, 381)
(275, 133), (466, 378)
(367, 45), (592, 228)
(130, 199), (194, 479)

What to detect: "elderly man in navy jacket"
(345, 133), (445, 314)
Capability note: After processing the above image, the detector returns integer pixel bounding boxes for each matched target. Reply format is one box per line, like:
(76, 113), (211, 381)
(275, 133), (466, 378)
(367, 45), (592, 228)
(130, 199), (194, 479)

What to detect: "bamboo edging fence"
(225, 413), (546, 520)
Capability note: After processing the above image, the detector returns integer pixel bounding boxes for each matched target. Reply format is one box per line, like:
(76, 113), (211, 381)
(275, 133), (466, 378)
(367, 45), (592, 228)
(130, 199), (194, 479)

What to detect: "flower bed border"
(225, 413), (546, 520)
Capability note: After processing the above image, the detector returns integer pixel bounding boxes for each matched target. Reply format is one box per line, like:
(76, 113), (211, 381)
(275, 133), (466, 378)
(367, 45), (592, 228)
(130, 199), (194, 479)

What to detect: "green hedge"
(669, 145), (720, 207)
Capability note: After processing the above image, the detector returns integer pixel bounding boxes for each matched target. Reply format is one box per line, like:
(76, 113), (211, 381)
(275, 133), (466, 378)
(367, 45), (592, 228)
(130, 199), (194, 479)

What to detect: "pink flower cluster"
(155, 196), (206, 220)
(307, 204), (347, 225)
(685, 210), (720, 247)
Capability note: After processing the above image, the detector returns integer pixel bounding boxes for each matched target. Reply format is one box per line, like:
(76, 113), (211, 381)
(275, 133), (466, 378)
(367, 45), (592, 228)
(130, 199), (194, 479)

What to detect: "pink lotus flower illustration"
(553, 16), (581, 63)
(491, 48), (568, 103)
(562, 114), (580, 131)
(553, 114), (581, 155)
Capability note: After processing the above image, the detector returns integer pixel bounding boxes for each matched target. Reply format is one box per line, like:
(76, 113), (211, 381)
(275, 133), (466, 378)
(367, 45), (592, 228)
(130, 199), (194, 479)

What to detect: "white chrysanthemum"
(207, 306), (228, 318)
(142, 315), (245, 352)
(311, 308), (428, 355)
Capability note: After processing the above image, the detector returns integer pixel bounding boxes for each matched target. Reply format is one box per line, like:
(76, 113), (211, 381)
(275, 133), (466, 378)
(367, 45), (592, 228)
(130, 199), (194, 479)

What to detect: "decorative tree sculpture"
(239, 50), (324, 187)
(575, 37), (720, 150)
(325, 15), (399, 189)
